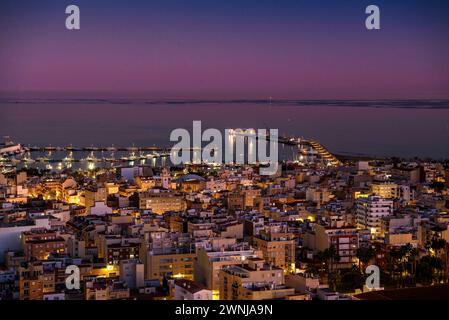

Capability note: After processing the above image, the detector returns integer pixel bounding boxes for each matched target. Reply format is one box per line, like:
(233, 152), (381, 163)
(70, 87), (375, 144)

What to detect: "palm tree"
(322, 246), (341, 290)
(327, 271), (341, 292)
(408, 247), (419, 284)
(316, 250), (327, 274)
(430, 238), (448, 283)
(416, 257), (433, 285)
(338, 266), (365, 293)
(356, 246), (376, 271)
(388, 245), (410, 287)
(316, 246), (341, 289)
(324, 245), (340, 273)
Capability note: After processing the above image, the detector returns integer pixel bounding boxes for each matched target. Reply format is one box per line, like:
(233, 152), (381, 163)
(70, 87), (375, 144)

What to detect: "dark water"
(1, 98), (449, 159)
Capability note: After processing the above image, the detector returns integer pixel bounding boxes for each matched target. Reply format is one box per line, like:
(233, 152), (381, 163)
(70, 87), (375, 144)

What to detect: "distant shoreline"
(1, 98), (449, 109)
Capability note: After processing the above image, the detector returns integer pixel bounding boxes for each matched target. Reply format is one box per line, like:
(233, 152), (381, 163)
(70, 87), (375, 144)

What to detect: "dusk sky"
(0, 0), (448, 99)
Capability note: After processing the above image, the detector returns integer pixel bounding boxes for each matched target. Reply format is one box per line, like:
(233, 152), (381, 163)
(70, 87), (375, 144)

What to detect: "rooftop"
(354, 285), (449, 300)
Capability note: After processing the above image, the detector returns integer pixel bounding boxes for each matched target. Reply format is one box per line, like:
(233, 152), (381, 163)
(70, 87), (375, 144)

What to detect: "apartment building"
(21, 229), (66, 261)
(356, 196), (393, 235)
(139, 191), (186, 214)
(252, 229), (295, 271)
(219, 258), (288, 300)
(371, 183), (399, 199)
(194, 245), (261, 295)
(305, 224), (358, 269)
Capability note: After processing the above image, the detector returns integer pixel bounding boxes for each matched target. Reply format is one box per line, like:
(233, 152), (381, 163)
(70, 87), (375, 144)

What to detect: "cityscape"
(1, 134), (449, 300)
(1, 0), (449, 306)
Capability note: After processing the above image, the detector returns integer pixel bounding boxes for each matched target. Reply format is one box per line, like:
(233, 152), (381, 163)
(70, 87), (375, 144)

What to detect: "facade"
(139, 191), (186, 214)
(119, 259), (145, 289)
(252, 231), (295, 271)
(218, 258), (291, 300)
(309, 224), (359, 268)
(106, 242), (141, 265)
(146, 250), (196, 281)
(356, 196), (393, 235)
(194, 247), (261, 294)
(21, 229), (66, 261)
(371, 183), (399, 199)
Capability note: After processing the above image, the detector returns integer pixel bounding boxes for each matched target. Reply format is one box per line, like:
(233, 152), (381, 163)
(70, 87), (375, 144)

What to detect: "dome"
(176, 174), (206, 183)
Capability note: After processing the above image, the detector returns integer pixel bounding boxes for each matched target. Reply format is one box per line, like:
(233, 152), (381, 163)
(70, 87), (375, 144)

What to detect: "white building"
(119, 259), (145, 289)
(174, 279), (212, 300)
(356, 196), (393, 235)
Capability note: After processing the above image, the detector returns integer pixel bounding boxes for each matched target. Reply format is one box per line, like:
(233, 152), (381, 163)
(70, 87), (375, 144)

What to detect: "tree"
(337, 267), (365, 293)
(430, 238), (448, 283)
(408, 247), (419, 284)
(318, 246), (341, 290)
(356, 247), (376, 271)
(323, 245), (340, 273)
(417, 256), (443, 285)
(416, 259), (433, 284)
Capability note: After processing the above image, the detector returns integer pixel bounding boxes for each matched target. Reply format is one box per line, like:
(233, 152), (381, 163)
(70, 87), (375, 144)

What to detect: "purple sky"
(0, 0), (448, 99)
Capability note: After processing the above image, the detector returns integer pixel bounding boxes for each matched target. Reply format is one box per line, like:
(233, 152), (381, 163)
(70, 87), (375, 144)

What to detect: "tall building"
(356, 196), (393, 235)
(119, 259), (145, 289)
(305, 224), (359, 269)
(18, 263), (45, 300)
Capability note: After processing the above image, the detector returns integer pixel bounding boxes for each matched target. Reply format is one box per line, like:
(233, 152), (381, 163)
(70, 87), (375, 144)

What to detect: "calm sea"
(1, 97), (448, 159)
